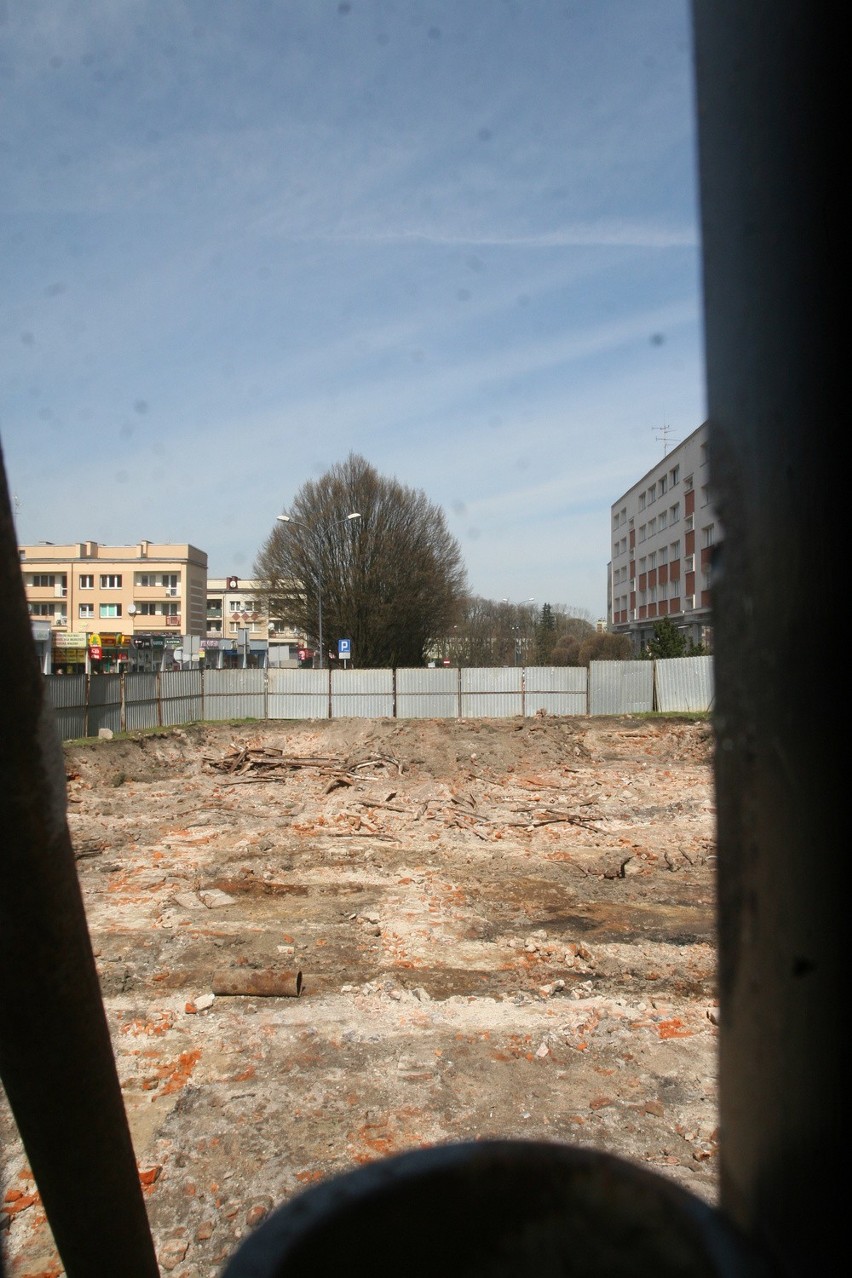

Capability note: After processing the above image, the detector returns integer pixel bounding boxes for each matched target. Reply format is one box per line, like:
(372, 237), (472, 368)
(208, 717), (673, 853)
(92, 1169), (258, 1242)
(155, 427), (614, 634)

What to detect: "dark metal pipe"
(691, 4), (842, 1274)
(0, 446), (159, 1276)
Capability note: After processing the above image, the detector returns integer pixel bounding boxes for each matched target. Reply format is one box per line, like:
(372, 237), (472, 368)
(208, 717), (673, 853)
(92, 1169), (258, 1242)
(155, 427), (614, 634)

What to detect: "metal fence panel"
(202, 668), (266, 721)
(523, 666), (588, 717)
(395, 667), (460, 719)
(460, 666), (523, 718)
(161, 669), (203, 726)
(654, 655), (714, 712)
(267, 668), (330, 719)
(87, 674), (122, 736)
(124, 673), (160, 733)
(331, 668), (394, 719)
(44, 674), (87, 741)
(588, 660), (654, 715)
(41, 660), (710, 740)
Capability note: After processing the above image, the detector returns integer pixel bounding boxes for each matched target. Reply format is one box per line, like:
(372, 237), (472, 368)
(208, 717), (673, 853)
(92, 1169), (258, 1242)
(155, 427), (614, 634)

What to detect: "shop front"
(87, 631), (131, 674)
(52, 630), (88, 675)
(129, 632), (182, 673)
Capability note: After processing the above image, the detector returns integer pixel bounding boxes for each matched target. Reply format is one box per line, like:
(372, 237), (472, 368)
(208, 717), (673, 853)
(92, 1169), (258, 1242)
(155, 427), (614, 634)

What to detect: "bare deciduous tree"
(254, 455), (468, 668)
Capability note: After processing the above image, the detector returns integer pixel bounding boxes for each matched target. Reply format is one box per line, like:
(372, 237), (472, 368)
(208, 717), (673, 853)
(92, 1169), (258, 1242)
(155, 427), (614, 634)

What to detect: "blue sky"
(1, 0), (705, 621)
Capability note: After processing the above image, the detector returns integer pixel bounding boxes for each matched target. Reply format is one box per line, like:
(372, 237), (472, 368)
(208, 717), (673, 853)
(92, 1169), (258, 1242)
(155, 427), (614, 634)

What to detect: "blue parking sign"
(338, 638), (352, 658)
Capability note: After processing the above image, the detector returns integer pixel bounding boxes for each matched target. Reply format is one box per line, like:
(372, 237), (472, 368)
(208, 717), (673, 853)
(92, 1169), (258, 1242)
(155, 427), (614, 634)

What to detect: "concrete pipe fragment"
(211, 969), (303, 998)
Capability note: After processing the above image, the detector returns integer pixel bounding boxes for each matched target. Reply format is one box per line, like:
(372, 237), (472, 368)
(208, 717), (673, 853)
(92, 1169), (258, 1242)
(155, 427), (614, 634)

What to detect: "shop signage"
(54, 631), (87, 648)
(89, 645), (102, 660)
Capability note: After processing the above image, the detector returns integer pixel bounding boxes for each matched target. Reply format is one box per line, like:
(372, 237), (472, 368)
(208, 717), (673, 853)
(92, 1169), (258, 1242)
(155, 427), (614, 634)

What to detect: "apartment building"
(204, 577), (306, 668)
(608, 422), (719, 653)
(19, 540), (207, 673)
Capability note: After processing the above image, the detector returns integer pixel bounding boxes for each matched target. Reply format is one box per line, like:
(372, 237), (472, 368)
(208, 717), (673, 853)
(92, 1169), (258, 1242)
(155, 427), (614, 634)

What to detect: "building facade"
(608, 422), (719, 653)
(204, 577), (306, 669)
(19, 541), (207, 673)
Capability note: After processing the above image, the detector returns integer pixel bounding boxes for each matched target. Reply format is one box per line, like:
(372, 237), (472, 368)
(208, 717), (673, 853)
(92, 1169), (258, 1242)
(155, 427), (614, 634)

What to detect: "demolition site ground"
(1, 712), (719, 1277)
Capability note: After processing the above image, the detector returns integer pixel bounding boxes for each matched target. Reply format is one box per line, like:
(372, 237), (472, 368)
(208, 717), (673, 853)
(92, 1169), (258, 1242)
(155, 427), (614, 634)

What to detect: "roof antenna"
(655, 424), (678, 456)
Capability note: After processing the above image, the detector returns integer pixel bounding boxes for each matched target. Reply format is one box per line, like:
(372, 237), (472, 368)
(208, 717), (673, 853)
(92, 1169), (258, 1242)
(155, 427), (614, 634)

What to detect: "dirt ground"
(2, 713), (719, 1278)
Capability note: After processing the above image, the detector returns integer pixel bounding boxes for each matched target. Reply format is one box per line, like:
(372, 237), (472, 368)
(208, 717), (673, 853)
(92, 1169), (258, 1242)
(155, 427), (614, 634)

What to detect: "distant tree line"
(439, 598), (631, 668)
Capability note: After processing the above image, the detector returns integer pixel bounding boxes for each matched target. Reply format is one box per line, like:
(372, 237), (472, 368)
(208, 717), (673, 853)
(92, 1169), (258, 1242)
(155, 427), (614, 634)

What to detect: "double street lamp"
(276, 511), (361, 668)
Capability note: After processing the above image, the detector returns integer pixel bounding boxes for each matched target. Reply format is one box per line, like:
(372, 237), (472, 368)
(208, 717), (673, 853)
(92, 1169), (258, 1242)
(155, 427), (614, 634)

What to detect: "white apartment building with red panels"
(608, 421), (719, 653)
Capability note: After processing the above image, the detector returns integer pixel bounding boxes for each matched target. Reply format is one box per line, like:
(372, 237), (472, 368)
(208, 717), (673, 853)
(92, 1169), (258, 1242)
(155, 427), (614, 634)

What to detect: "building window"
(79, 603), (94, 619)
(638, 557), (646, 573)
(649, 551), (657, 569)
(139, 602), (160, 616)
(100, 574), (122, 589)
(684, 474), (694, 491)
(99, 603), (123, 618)
(639, 493), (646, 511)
(658, 510), (667, 530)
(703, 523), (716, 547)
(79, 574), (94, 589)
(648, 483), (657, 503)
(670, 540), (681, 560)
(670, 501), (680, 523)
(164, 602), (179, 617)
(658, 546), (668, 565)
(30, 574), (56, 588)
(29, 602), (53, 616)
(659, 474), (667, 495)
(670, 464), (680, 486)
(648, 518), (656, 536)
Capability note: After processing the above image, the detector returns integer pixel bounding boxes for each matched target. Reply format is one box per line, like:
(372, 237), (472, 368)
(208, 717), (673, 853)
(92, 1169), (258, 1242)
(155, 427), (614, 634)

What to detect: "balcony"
(165, 615), (181, 627)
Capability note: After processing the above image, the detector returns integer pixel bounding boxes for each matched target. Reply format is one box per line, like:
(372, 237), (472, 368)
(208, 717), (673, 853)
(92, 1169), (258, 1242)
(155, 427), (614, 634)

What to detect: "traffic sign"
(338, 638), (352, 658)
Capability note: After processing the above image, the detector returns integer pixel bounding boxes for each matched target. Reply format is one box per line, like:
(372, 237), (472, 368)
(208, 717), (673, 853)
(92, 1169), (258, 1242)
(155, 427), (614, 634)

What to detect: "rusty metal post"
(0, 447), (159, 1276)
(692, 4), (842, 1275)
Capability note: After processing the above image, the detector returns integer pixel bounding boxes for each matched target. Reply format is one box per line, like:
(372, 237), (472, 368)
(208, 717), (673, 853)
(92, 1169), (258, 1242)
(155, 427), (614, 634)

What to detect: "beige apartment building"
(204, 576), (305, 668)
(19, 540), (207, 673)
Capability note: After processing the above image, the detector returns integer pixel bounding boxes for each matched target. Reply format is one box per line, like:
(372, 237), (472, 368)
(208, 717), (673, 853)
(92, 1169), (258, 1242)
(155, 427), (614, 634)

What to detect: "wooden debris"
(203, 745), (405, 785)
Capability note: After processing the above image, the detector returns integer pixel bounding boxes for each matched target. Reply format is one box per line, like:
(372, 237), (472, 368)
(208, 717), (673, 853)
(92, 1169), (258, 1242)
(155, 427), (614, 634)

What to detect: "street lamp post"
(127, 604), (138, 673)
(276, 511), (361, 669)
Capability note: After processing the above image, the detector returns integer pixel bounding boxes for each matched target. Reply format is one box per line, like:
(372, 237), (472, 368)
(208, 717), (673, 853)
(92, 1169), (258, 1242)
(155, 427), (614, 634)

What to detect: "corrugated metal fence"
(43, 657), (714, 742)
